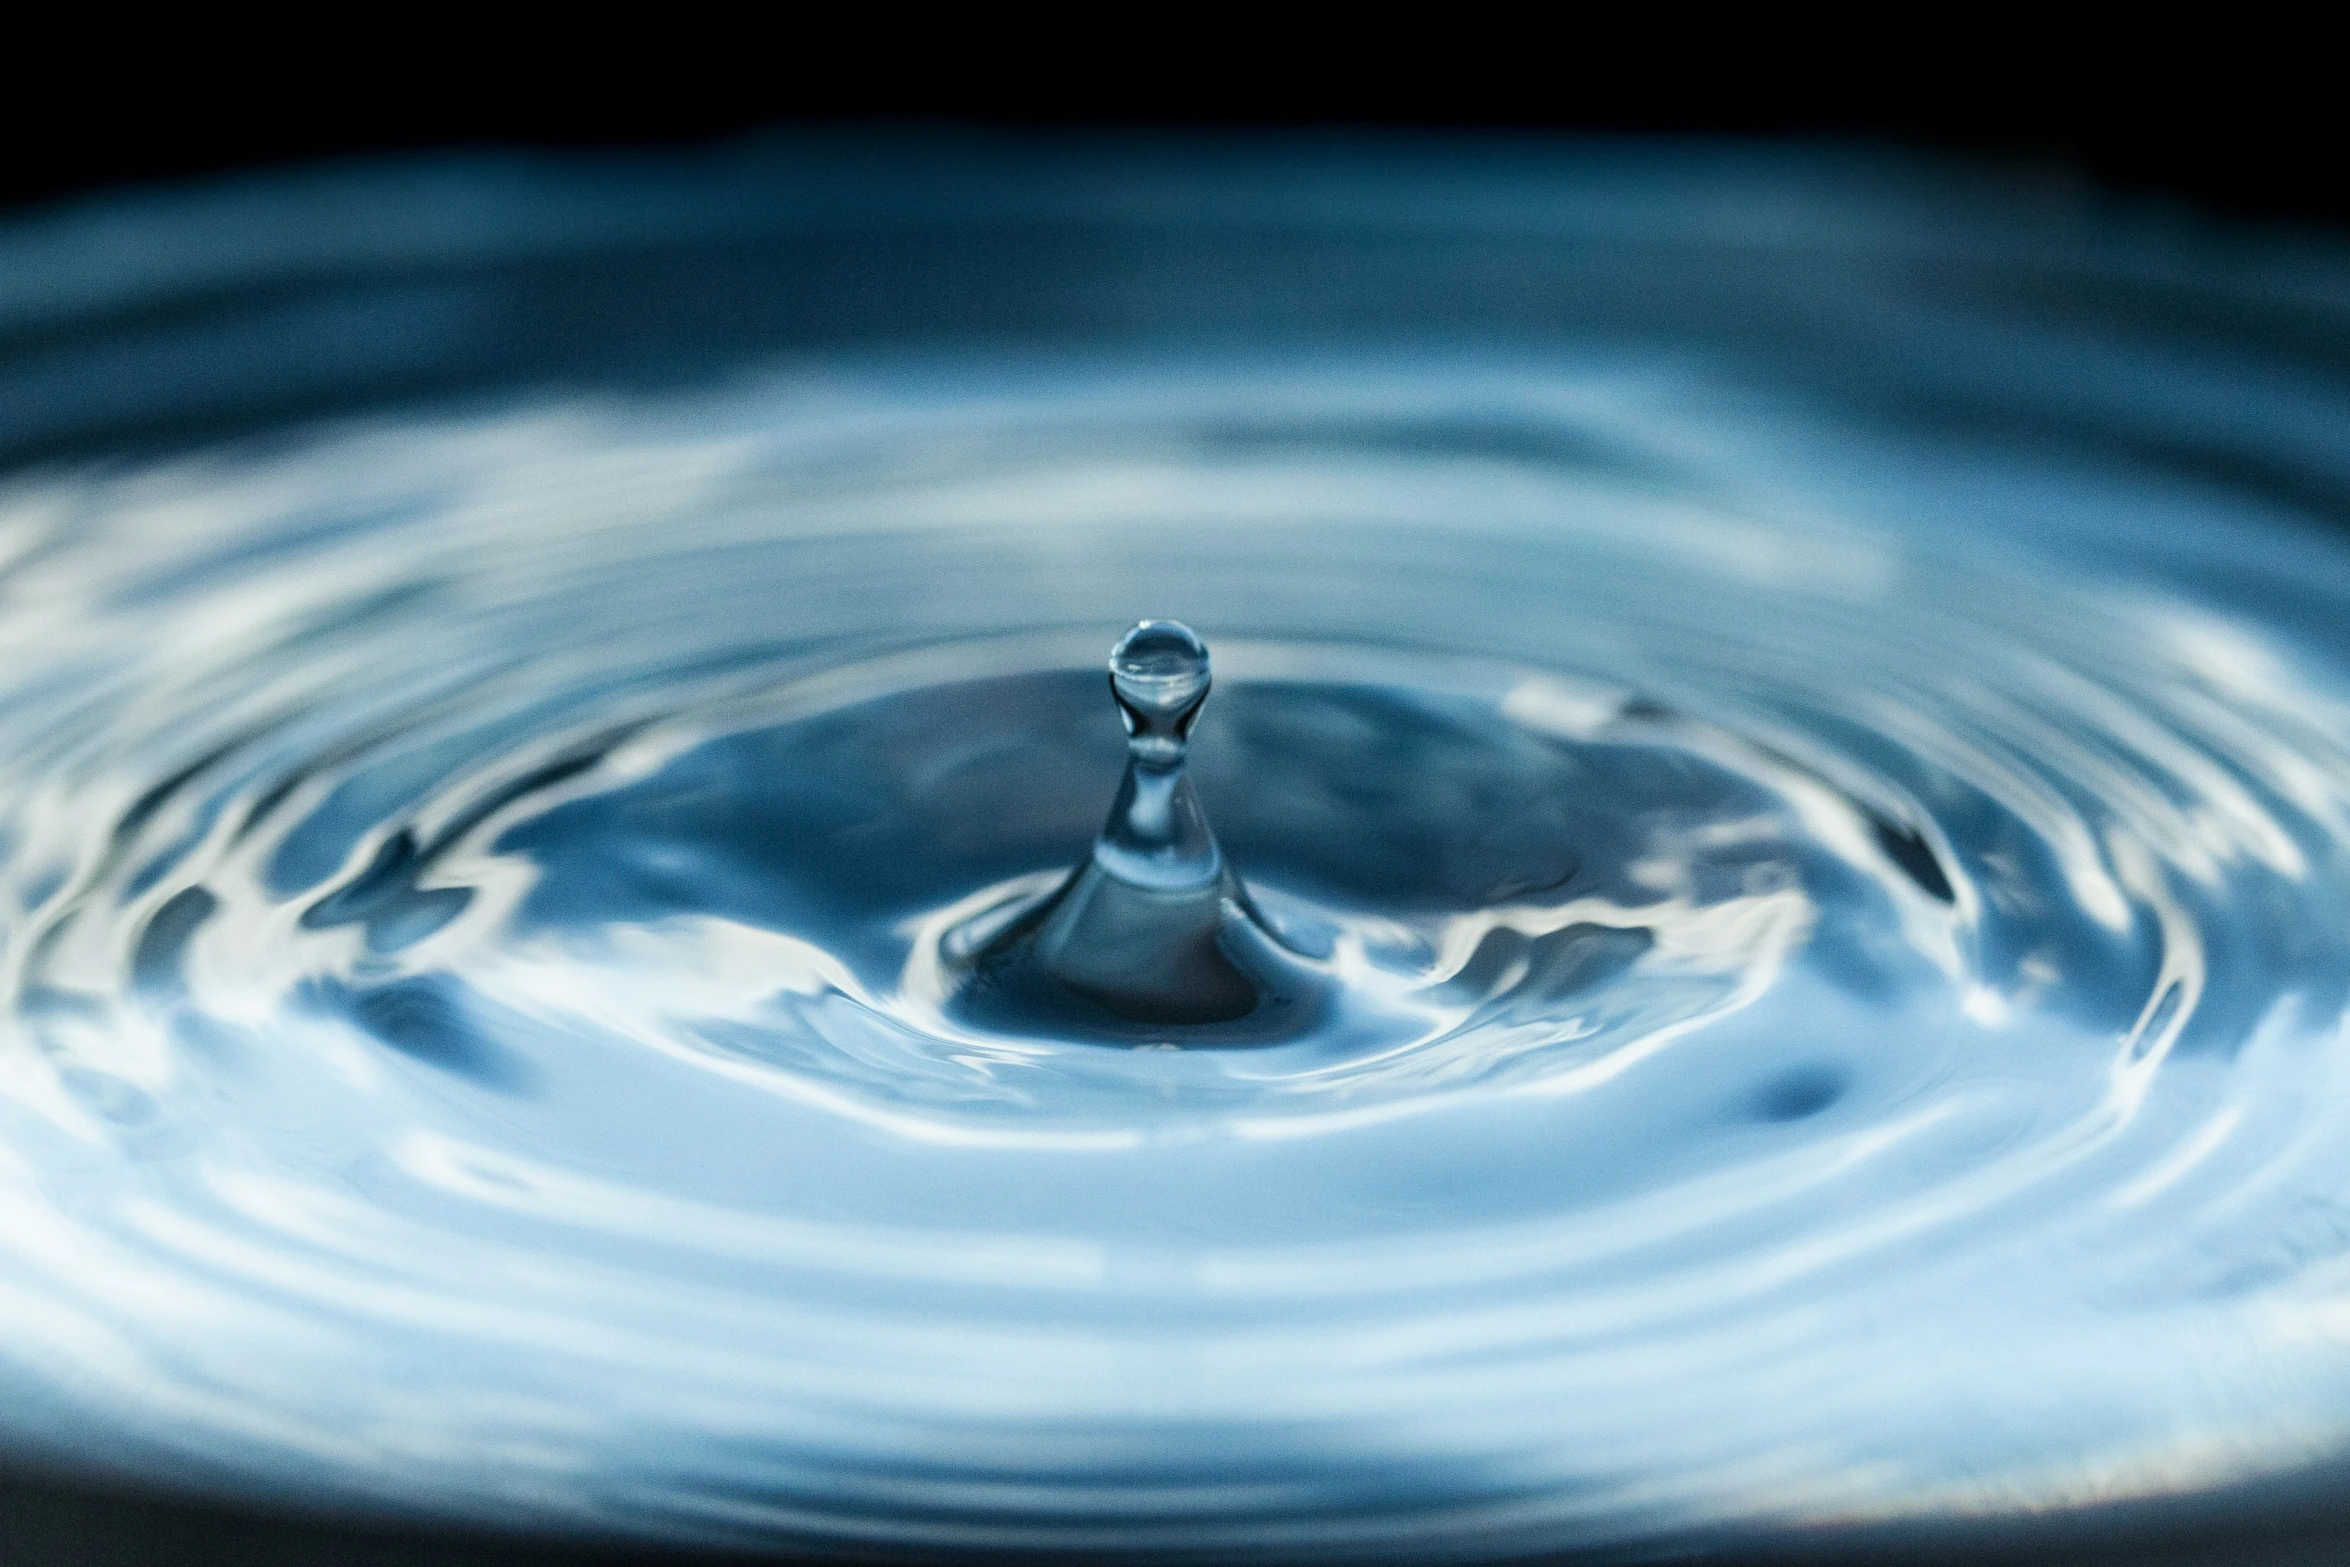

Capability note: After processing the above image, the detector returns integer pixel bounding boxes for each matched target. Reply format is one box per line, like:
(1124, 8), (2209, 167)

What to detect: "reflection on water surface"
(6, 141), (2350, 1561)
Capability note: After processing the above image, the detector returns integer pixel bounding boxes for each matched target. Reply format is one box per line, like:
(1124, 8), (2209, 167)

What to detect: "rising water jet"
(950, 621), (1327, 1042)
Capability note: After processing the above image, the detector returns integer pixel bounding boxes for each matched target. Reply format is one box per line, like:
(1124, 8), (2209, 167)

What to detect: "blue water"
(6, 143), (2350, 1560)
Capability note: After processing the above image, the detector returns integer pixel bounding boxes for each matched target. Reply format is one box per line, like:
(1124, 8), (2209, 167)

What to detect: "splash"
(952, 619), (1327, 1039)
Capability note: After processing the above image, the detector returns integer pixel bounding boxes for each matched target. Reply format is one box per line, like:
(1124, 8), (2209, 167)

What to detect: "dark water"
(8, 139), (2350, 1562)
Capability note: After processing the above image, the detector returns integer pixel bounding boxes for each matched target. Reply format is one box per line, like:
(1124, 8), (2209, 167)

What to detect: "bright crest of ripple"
(7, 349), (2350, 1558)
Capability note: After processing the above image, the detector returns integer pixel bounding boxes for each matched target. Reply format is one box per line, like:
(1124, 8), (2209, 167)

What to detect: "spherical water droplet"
(1110, 621), (1211, 760)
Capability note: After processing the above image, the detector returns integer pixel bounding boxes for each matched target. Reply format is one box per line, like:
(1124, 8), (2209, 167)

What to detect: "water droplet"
(1109, 619), (1212, 765)
(1096, 622), (1220, 890)
(949, 622), (1324, 1041)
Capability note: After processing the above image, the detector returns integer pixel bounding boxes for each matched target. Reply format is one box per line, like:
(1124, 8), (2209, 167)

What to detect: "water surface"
(5, 146), (2350, 1561)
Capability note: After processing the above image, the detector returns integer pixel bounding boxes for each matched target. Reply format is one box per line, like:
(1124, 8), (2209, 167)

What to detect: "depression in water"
(9, 167), (2350, 1563)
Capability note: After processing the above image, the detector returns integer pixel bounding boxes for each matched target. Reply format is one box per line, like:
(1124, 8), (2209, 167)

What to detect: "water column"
(955, 622), (1326, 1040)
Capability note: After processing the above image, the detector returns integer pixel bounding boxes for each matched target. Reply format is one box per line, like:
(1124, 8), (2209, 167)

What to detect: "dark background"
(0, 37), (2336, 227)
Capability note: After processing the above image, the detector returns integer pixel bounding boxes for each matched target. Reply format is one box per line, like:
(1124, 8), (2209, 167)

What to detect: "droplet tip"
(1110, 620), (1210, 709)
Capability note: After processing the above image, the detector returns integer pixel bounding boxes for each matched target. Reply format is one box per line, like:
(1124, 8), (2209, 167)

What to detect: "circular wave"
(7, 147), (2350, 1562)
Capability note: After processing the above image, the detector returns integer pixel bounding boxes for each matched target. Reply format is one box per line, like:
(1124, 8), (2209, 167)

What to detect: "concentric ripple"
(9, 328), (2350, 1558)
